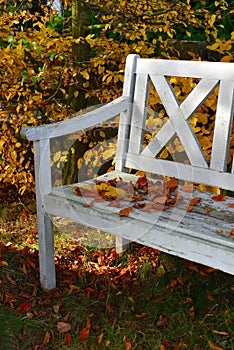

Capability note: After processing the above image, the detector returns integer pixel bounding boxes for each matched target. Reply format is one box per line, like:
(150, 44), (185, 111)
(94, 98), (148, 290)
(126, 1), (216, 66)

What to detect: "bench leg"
(37, 209), (56, 290)
(115, 236), (131, 253)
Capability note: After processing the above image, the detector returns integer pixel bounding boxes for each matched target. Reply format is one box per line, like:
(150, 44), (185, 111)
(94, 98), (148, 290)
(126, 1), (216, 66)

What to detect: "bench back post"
(115, 54), (139, 171)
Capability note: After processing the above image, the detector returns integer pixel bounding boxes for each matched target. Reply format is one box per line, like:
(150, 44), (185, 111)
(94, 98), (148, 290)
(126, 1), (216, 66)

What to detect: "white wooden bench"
(21, 54), (234, 290)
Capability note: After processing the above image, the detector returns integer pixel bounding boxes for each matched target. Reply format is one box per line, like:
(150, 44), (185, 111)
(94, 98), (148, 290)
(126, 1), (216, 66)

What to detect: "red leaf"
(228, 203), (234, 208)
(16, 302), (31, 314)
(136, 176), (148, 187)
(119, 207), (133, 217)
(211, 194), (226, 201)
(229, 230), (234, 236)
(79, 320), (91, 341)
(64, 333), (72, 345)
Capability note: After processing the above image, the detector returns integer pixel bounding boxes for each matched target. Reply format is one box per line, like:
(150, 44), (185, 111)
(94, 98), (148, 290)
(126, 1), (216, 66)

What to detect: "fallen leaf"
(97, 332), (104, 344)
(181, 183), (194, 193)
(43, 331), (51, 345)
(57, 322), (71, 333)
(189, 197), (201, 206)
(229, 229), (234, 236)
(212, 330), (229, 336)
(125, 342), (132, 350)
(119, 207), (133, 217)
(186, 206), (194, 212)
(79, 320), (91, 341)
(228, 203), (234, 208)
(207, 291), (214, 301)
(64, 332), (72, 345)
(16, 302), (31, 314)
(156, 314), (167, 328)
(211, 194), (226, 201)
(208, 341), (224, 350)
(135, 312), (146, 318)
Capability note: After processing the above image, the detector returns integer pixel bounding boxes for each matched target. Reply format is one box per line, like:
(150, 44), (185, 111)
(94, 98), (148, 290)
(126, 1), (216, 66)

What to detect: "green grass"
(0, 202), (234, 349)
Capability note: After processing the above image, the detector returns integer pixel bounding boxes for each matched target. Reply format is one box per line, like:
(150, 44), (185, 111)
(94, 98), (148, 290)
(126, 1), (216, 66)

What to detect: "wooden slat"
(21, 96), (129, 141)
(115, 54), (139, 171)
(128, 73), (150, 154)
(150, 75), (208, 167)
(126, 153), (234, 191)
(136, 58), (234, 80)
(210, 81), (234, 171)
(142, 78), (219, 158)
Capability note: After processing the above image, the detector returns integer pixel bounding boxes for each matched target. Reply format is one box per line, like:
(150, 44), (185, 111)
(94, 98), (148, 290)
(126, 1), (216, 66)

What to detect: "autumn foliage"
(0, 0), (233, 195)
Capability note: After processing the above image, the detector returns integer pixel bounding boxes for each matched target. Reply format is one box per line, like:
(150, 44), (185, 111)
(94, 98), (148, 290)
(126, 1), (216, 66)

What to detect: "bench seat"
(45, 171), (234, 275)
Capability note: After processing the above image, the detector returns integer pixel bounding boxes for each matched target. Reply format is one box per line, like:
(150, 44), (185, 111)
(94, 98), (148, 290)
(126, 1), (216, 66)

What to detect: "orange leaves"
(211, 194), (226, 202)
(119, 207), (133, 217)
(187, 197), (201, 212)
(79, 319), (91, 341)
(74, 176), (205, 216)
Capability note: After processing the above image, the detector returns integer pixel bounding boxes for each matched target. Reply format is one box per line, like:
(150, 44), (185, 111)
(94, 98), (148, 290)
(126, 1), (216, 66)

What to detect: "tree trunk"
(69, 0), (90, 111)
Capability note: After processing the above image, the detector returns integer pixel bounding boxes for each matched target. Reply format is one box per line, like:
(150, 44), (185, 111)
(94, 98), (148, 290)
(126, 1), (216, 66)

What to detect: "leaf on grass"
(208, 341), (224, 350)
(229, 230), (234, 236)
(97, 332), (104, 344)
(119, 207), (133, 217)
(64, 332), (72, 345)
(16, 302), (31, 314)
(211, 194), (226, 201)
(125, 342), (132, 350)
(43, 331), (51, 345)
(79, 319), (91, 341)
(135, 312), (146, 318)
(57, 322), (71, 333)
(228, 203), (234, 208)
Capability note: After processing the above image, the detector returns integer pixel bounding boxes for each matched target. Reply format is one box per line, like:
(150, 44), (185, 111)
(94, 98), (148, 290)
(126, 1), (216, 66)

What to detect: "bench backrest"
(116, 54), (234, 191)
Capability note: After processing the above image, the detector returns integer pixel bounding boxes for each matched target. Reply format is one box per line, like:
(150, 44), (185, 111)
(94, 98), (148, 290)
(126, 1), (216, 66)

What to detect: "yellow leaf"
(81, 71), (89, 80)
(74, 91), (79, 98)
(53, 151), (61, 163)
(208, 14), (216, 26)
(77, 158), (83, 169)
(102, 149), (115, 160)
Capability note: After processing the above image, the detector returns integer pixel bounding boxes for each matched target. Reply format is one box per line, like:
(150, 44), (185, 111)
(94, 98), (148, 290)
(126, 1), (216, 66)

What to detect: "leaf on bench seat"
(211, 194), (226, 201)
(119, 207), (133, 217)
(73, 176), (203, 215)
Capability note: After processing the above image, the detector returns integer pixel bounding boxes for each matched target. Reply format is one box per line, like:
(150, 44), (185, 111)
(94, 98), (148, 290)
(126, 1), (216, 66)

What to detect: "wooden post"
(34, 139), (56, 290)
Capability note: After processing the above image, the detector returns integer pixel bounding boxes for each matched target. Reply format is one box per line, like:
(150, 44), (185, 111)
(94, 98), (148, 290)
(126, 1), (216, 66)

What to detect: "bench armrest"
(20, 96), (130, 141)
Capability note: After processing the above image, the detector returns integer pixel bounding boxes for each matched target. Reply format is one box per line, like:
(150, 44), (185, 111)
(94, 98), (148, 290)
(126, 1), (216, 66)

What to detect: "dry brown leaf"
(57, 322), (71, 333)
